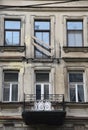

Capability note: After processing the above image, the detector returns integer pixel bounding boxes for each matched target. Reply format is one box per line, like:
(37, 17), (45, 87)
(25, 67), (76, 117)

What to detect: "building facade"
(0, 0), (88, 130)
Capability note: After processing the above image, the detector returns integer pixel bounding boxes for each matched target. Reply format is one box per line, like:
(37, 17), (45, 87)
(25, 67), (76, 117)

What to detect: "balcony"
(22, 94), (66, 125)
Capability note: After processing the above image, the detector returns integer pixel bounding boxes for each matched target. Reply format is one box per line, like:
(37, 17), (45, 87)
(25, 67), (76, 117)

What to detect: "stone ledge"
(63, 46), (88, 53)
(0, 46), (25, 52)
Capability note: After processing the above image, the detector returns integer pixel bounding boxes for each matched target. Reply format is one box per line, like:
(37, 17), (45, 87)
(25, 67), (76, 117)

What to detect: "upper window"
(34, 20), (50, 58)
(67, 20), (83, 47)
(4, 19), (21, 46)
(3, 71), (18, 102)
(68, 72), (84, 102)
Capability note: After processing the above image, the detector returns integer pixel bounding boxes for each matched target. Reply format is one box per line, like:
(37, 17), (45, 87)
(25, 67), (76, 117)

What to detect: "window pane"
(36, 73), (49, 82)
(67, 20), (83, 47)
(4, 126), (14, 130)
(5, 31), (12, 45)
(5, 20), (20, 29)
(78, 85), (84, 102)
(5, 31), (20, 45)
(35, 32), (49, 45)
(13, 32), (20, 45)
(68, 31), (82, 46)
(34, 20), (50, 58)
(5, 20), (20, 46)
(4, 72), (18, 82)
(69, 73), (83, 82)
(44, 84), (49, 100)
(35, 21), (50, 30)
(36, 84), (41, 100)
(35, 48), (43, 58)
(35, 32), (42, 45)
(70, 85), (76, 102)
(43, 32), (49, 45)
(67, 21), (82, 30)
(35, 49), (49, 58)
(12, 84), (18, 101)
(3, 83), (10, 101)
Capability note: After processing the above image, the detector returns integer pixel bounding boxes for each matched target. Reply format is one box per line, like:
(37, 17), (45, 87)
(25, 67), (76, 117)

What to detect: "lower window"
(68, 71), (84, 102)
(3, 71), (18, 102)
(35, 71), (51, 100)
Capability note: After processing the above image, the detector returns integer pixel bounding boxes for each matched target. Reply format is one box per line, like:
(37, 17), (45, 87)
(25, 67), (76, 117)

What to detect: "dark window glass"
(44, 84), (49, 99)
(36, 84), (41, 100)
(36, 73), (49, 82)
(4, 72), (18, 82)
(69, 73), (83, 82)
(3, 71), (18, 102)
(3, 84), (10, 101)
(70, 86), (76, 102)
(78, 85), (84, 102)
(12, 84), (18, 101)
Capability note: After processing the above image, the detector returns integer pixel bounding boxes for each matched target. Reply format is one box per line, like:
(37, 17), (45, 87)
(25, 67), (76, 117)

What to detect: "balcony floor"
(22, 110), (66, 125)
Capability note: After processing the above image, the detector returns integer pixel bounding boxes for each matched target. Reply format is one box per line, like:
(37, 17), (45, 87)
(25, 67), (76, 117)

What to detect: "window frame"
(63, 15), (87, 49)
(31, 15), (55, 59)
(3, 71), (19, 102)
(68, 71), (85, 102)
(66, 20), (83, 47)
(4, 19), (21, 46)
(35, 71), (51, 100)
(34, 19), (51, 58)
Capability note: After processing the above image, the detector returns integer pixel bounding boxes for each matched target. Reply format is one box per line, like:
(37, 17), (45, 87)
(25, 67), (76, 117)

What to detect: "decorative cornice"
(1, 6), (88, 12)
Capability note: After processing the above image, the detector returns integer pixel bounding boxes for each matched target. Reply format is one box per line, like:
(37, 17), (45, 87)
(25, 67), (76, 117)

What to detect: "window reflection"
(34, 20), (50, 58)
(67, 20), (83, 47)
(4, 19), (21, 46)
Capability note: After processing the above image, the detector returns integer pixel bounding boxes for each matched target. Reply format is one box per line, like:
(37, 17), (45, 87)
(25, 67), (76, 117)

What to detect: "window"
(67, 20), (83, 47)
(34, 20), (50, 58)
(68, 72), (84, 102)
(35, 72), (51, 100)
(3, 71), (18, 102)
(4, 19), (21, 46)
(4, 124), (14, 130)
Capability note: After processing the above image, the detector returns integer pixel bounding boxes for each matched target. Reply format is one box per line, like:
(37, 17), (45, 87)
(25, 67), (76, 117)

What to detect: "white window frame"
(3, 71), (18, 102)
(35, 71), (52, 100)
(68, 71), (85, 102)
(35, 83), (51, 100)
(3, 82), (18, 102)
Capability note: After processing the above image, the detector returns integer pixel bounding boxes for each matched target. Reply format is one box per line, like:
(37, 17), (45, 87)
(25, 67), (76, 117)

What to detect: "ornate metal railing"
(23, 94), (65, 111)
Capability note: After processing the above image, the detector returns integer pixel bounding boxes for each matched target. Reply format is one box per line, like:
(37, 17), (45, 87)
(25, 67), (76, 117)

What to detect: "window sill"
(63, 57), (88, 62)
(63, 46), (88, 53)
(0, 46), (25, 52)
(0, 56), (25, 62)
(0, 101), (23, 107)
(66, 101), (88, 106)
(27, 58), (59, 63)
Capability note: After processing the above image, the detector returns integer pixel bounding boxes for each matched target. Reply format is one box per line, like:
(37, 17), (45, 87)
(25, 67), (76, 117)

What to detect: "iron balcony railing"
(23, 94), (65, 111)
